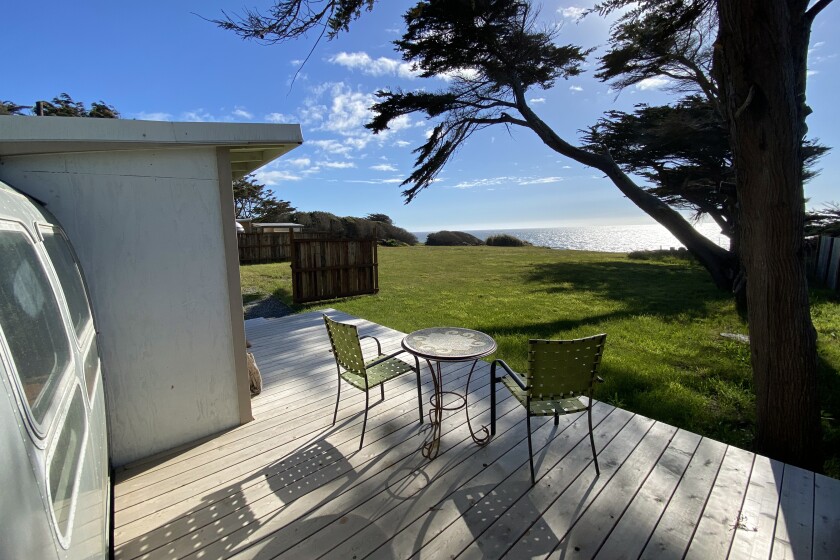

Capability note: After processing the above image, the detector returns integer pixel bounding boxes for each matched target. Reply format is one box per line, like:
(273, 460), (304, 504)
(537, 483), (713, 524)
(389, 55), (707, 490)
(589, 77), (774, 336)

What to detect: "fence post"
(828, 238), (840, 291)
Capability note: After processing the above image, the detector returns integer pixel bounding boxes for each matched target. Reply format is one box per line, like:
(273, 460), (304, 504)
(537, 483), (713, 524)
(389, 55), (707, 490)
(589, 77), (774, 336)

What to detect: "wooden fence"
(237, 231), (331, 264)
(811, 235), (840, 292)
(291, 237), (379, 303)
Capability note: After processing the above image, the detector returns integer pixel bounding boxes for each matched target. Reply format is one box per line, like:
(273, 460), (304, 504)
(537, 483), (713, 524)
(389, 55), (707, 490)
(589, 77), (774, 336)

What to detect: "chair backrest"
(323, 314), (366, 376)
(526, 334), (607, 400)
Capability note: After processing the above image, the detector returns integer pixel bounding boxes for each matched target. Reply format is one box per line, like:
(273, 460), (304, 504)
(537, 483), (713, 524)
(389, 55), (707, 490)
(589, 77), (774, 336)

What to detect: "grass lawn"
(240, 245), (840, 476)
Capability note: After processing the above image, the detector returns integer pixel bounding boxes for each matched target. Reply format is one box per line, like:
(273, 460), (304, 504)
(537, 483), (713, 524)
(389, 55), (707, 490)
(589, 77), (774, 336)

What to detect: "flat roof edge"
(0, 116), (303, 157)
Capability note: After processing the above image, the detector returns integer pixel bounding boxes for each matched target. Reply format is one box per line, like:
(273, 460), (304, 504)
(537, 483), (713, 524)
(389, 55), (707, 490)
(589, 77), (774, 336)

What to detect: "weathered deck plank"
(112, 310), (840, 560)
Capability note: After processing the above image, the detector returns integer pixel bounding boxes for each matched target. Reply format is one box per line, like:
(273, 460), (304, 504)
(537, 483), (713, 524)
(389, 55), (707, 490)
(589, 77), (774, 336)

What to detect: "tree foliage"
(40, 93), (120, 118)
(0, 93), (119, 118)
(213, 0), (375, 43)
(233, 174), (296, 221)
(0, 100), (29, 115)
(807, 202), (840, 237)
(364, 213), (393, 225)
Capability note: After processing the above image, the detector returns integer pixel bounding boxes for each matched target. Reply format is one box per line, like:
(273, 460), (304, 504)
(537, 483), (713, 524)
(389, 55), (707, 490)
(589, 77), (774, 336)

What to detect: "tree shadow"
(469, 260), (730, 341)
(524, 260), (728, 315)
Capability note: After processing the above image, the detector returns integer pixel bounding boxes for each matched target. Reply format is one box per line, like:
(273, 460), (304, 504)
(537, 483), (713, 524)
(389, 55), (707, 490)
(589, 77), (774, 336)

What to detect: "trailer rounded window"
(40, 227), (93, 340)
(47, 385), (87, 547)
(0, 223), (73, 430)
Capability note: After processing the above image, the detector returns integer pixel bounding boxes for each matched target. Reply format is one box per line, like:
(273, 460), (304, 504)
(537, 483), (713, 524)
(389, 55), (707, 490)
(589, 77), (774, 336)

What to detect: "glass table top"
(402, 327), (496, 361)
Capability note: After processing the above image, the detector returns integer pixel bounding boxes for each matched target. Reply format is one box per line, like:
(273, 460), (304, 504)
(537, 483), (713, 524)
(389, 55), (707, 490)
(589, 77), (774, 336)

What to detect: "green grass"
(240, 245), (840, 475)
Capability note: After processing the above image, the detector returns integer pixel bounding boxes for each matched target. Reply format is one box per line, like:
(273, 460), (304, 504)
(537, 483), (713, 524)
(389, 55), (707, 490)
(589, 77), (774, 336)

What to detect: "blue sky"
(2, 1), (838, 231)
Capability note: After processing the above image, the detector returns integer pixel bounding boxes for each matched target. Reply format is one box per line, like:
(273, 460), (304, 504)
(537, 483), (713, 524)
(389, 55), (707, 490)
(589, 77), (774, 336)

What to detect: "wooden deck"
(113, 310), (840, 559)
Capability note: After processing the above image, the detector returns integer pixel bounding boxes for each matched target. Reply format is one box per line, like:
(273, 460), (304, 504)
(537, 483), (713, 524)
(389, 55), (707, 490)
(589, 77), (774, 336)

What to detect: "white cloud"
(265, 112), (295, 123)
(346, 178), (404, 184)
(636, 76), (670, 90)
(135, 111), (172, 121)
(295, 82), (417, 157)
(559, 6), (586, 20)
(330, 51), (419, 79)
(181, 109), (215, 122)
(569, 85), (583, 92)
(286, 157), (312, 168)
(232, 106), (253, 120)
(394, 140), (411, 147)
(322, 161), (357, 169)
(448, 175), (565, 189)
(330, 50), (479, 82)
(371, 164), (397, 172)
(254, 170), (302, 185)
(518, 176), (563, 185)
(324, 87), (372, 134)
(529, 97), (546, 104)
(808, 70), (818, 77)
(451, 176), (514, 189)
(308, 139), (353, 156)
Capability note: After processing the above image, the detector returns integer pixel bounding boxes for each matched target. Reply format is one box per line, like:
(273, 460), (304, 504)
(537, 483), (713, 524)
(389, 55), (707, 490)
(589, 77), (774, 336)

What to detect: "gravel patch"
(244, 295), (293, 319)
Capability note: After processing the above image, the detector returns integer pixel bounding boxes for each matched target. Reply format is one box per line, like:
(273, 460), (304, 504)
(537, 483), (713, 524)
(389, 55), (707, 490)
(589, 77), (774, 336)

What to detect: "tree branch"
(805, 0), (834, 26)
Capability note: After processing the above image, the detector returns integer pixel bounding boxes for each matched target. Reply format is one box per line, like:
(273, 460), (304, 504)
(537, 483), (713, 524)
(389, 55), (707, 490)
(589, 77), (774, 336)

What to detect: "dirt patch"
(244, 295), (293, 319)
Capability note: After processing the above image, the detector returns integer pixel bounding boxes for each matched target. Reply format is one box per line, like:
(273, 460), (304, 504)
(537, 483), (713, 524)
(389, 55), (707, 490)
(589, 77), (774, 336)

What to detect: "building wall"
(0, 147), (244, 466)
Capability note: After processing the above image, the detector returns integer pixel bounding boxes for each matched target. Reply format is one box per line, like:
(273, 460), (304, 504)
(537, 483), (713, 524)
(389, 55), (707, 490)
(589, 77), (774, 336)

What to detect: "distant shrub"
(380, 224), (418, 245)
(486, 234), (530, 247)
(285, 211), (418, 244)
(628, 247), (697, 264)
(425, 230), (484, 246)
(380, 239), (410, 247)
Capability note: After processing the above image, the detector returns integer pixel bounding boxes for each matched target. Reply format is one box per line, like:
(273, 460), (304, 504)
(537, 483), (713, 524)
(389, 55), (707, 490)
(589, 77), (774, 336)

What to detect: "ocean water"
(413, 222), (727, 253)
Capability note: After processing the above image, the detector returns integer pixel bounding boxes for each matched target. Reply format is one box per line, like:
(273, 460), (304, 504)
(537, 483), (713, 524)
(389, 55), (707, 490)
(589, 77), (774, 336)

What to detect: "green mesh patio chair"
(490, 334), (607, 485)
(323, 314), (424, 449)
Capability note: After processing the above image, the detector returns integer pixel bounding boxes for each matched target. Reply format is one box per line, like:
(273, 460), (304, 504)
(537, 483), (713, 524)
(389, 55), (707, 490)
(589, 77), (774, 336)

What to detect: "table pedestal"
(402, 327), (497, 460)
(422, 358), (491, 459)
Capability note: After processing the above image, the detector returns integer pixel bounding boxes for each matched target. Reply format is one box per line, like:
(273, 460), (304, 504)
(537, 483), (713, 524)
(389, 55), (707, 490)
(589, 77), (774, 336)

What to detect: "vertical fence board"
(816, 236), (833, 283)
(291, 237), (379, 303)
(237, 231), (332, 264)
(828, 238), (840, 291)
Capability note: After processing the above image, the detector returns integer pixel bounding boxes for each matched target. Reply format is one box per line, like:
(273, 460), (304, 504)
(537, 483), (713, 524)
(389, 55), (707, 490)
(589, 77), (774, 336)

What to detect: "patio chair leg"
(554, 412), (559, 425)
(527, 412), (535, 485)
(588, 405), (599, 476)
(415, 359), (424, 424)
(332, 377), (341, 426)
(381, 382), (385, 401)
(490, 361), (497, 436)
(360, 390), (370, 450)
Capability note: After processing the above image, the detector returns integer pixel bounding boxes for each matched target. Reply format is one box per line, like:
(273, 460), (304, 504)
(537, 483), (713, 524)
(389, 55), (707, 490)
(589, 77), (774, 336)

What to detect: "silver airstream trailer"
(0, 179), (109, 558)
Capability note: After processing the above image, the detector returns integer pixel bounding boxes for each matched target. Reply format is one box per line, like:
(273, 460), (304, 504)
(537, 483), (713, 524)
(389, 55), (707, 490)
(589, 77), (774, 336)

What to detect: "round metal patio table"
(402, 327), (497, 459)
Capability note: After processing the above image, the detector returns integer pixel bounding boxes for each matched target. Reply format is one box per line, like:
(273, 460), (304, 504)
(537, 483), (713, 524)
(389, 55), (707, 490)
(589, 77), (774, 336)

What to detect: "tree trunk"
(716, 0), (821, 470)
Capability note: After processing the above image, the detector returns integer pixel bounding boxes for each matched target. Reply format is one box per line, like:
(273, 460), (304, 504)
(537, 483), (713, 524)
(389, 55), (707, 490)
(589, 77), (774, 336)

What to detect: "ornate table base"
(421, 358), (491, 459)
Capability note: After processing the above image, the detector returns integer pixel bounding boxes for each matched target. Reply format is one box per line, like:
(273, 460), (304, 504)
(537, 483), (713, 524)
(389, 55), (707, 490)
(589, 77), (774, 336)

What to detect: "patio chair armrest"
(491, 359), (527, 390)
(365, 348), (409, 369)
(358, 335), (382, 356)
